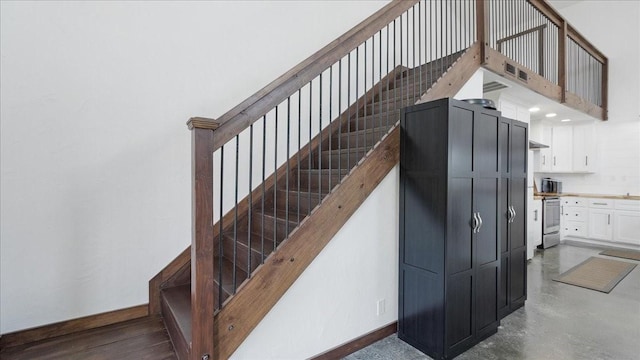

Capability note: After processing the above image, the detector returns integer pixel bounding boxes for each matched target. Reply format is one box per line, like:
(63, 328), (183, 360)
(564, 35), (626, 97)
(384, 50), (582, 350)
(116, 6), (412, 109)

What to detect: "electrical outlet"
(376, 299), (386, 316)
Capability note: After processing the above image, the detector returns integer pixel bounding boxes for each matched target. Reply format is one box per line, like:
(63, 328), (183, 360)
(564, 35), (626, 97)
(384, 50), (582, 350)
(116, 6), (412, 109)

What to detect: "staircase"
(159, 49), (468, 360)
(147, 1), (608, 359)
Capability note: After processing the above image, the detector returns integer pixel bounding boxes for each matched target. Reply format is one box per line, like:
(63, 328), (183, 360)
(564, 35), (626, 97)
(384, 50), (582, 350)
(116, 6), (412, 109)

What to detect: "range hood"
(529, 140), (549, 149)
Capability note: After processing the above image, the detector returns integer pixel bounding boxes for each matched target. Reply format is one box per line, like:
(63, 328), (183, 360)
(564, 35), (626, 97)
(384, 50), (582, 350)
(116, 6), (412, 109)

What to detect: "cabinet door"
(537, 126), (553, 172)
(474, 111), (500, 175)
(551, 126), (573, 172)
(588, 209), (613, 241)
(572, 124), (595, 172)
(614, 211), (640, 245)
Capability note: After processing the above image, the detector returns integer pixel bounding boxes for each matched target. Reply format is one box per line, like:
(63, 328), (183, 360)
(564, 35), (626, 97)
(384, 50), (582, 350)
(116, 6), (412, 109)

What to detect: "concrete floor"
(344, 244), (640, 360)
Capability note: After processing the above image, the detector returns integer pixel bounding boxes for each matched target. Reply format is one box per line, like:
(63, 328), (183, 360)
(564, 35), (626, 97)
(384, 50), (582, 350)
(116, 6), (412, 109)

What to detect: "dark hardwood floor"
(0, 316), (176, 360)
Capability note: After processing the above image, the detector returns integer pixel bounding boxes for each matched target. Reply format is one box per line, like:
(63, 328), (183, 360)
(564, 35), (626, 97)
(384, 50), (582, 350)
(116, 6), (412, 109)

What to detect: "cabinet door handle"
(512, 206), (516, 221)
(593, 202), (608, 206)
(553, 156), (556, 166)
(471, 212), (478, 233)
(542, 155), (546, 165)
(508, 206), (514, 223)
(585, 156), (588, 166)
(534, 209), (538, 221)
(608, 214), (611, 225)
(477, 213), (483, 233)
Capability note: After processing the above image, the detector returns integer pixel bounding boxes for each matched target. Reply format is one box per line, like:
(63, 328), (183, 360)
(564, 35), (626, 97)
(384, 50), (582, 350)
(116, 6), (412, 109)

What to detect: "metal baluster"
(430, 1), (433, 89)
(247, 125), (253, 275)
(218, 145), (224, 308)
(379, 29), (383, 132)
(338, 60), (342, 181)
(347, 53), (351, 172)
(364, 40), (367, 156)
(233, 135), (239, 292)
(261, 115), (266, 263)
(408, 10), (412, 107)
(355, 47), (359, 162)
(308, 81), (312, 220)
(413, 5), (417, 104)
(286, 97), (290, 236)
(386, 24), (390, 128)
(297, 89), (301, 224)
(394, 18), (398, 124)
(318, 72), (323, 202)
(400, 14), (403, 111)
(329, 66), (333, 192)
(274, 107), (278, 250)
(439, 0), (443, 79)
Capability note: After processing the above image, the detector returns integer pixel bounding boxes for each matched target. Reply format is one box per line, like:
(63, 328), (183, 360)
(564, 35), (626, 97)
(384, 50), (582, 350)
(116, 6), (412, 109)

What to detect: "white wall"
(0, 0), (389, 334)
(536, 1), (640, 196)
(232, 167), (399, 360)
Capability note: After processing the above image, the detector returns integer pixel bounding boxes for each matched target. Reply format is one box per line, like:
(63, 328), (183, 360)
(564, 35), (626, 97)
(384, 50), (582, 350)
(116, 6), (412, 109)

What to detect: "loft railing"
(480, 0), (608, 119)
(184, 1), (607, 359)
(566, 25), (607, 110)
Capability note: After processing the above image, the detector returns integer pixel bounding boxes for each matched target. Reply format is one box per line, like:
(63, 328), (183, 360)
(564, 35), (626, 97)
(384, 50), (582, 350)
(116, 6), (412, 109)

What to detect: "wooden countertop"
(534, 192), (640, 201)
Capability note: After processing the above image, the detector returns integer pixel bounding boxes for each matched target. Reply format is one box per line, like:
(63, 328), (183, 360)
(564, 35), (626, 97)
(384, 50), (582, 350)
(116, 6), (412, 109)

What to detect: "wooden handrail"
(209, 0), (418, 153)
(566, 24), (606, 63)
(496, 24), (547, 47)
(528, 0), (563, 27)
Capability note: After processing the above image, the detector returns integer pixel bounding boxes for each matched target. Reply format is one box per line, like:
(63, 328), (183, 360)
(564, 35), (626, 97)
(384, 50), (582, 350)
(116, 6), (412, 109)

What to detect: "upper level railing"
(481, 0), (608, 119)
(185, 1), (607, 359)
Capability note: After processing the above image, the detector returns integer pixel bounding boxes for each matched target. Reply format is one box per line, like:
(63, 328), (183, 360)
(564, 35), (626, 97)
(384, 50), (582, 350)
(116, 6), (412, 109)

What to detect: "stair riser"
(251, 214), (296, 242)
(345, 115), (400, 137)
(363, 97), (413, 114)
(332, 128), (392, 151)
(160, 289), (191, 360)
(221, 235), (266, 274)
(292, 172), (342, 194)
(271, 190), (321, 215)
(317, 150), (370, 169)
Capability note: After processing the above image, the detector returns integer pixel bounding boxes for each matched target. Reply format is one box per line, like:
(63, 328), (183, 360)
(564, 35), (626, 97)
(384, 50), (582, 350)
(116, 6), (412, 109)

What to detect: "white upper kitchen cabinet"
(572, 123), (596, 173)
(537, 126), (553, 172)
(550, 126), (573, 172)
(533, 122), (597, 174)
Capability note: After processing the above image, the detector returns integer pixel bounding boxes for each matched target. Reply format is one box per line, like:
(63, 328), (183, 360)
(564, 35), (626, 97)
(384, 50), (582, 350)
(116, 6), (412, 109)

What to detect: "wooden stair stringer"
(211, 42), (483, 360)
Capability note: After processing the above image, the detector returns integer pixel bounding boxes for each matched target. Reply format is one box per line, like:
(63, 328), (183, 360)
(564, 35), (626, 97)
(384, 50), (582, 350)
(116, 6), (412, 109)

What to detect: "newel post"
(558, 19), (567, 103)
(187, 117), (219, 360)
(476, 0), (489, 64)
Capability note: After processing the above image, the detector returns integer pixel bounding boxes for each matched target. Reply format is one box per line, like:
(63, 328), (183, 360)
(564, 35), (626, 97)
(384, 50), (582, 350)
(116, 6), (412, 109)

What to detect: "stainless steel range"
(540, 197), (560, 248)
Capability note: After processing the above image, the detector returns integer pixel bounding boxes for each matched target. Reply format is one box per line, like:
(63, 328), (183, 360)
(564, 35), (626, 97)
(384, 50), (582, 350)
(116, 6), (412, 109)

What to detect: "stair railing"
(187, 0), (482, 358)
(482, 0), (608, 119)
(185, 1), (607, 359)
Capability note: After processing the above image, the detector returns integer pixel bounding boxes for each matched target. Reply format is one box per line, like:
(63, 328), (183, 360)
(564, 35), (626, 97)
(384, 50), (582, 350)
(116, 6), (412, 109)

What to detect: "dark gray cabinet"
(498, 117), (528, 318)
(399, 98), (501, 359)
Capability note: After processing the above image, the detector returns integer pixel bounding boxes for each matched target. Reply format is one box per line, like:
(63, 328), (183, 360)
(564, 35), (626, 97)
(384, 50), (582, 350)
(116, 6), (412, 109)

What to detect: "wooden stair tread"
(323, 147), (371, 154)
(257, 207), (305, 223)
(223, 230), (274, 252)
